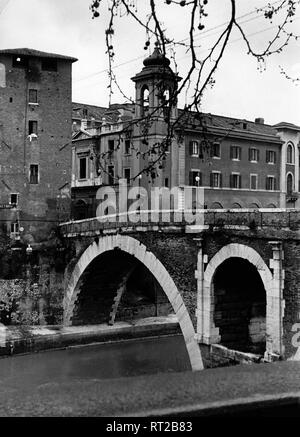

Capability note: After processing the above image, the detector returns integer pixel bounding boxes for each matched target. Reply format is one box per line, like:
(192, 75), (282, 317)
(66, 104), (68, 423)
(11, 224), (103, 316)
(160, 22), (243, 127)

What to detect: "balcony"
(286, 192), (299, 203)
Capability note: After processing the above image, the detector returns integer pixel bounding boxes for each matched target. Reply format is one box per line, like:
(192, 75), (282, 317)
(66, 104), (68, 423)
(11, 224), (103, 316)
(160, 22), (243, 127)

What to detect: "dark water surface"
(0, 334), (191, 391)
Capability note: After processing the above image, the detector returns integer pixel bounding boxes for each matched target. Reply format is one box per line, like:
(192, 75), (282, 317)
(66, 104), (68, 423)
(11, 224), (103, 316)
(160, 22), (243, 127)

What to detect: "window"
(12, 55), (28, 68)
(10, 222), (19, 234)
(250, 174), (258, 190)
(125, 139), (131, 155)
(82, 108), (88, 117)
(189, 170), (201, 186)
(212, 142), (220, 158)
(10, 193), (18, 205)
(249, 148), (259, 162)
(29, 164), (39, 184)
(28, 120), (38, 135)
(108, 140), (114, 152)
(164, 177), (169, 188)
(266, 176), (276, 191)
(266, 150), (276, 164)
(210, 171), (222, 188)
(287, 173), (294, 195)
(41, 58), (57, 72)
(29, 89), (38, 104)
(189, 141), (199, 157)
(124, 168), (131, 185)
(230, 173), (241, 189)
(79, 157), (88, 180)
(287, 143), (295, 164)
(108, 166), (115, 185)
(230, 146), (241, 160)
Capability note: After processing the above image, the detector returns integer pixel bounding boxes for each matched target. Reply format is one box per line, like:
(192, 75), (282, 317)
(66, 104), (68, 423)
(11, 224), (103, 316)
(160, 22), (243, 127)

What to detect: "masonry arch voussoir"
(206, 243), (273, 288)
(64, 235), (203, 371)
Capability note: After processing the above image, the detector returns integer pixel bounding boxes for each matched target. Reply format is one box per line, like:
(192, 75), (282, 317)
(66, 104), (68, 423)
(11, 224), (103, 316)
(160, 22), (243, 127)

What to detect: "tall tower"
(0, 48), (77, 243)
(131, 44), (181, 189)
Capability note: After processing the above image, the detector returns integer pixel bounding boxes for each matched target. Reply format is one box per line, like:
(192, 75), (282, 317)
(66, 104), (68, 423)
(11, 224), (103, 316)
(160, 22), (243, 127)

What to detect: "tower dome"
(143, 45), (171, 68)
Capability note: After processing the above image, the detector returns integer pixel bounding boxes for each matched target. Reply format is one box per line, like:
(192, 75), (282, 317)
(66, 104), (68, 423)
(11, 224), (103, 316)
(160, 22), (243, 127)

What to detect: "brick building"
(0, 48), (77, 243)
(70, 48), (300, 218)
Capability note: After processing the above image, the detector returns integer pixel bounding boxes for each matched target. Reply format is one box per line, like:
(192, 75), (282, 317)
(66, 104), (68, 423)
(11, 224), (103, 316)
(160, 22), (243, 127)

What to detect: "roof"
(178, 110), (282, 141)
(72, 102), (109, 121)
(72, 102), (134, 123)
(273, 122), (300, 132)
(71, 101), (287, 143)
(0, 48), (77, 62)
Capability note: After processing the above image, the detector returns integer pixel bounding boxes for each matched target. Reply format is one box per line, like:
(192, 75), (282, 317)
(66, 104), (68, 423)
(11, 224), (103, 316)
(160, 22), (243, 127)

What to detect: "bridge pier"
(265, 241), (285, 361)
(195, 237), (220, 344)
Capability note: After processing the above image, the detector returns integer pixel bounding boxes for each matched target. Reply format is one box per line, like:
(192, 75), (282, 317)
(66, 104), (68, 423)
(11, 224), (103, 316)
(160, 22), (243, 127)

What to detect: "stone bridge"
(60, 209), (300, 371)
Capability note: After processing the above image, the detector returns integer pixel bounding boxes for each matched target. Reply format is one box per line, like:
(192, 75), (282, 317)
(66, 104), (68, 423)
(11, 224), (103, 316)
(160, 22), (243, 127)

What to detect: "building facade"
(70, 48), (300, 218)
(0, 48), (77, 243)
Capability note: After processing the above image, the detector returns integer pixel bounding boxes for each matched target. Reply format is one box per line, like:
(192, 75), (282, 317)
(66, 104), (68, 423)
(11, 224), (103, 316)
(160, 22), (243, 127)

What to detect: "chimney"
(255, 117), (264, 124)
(81, 119), (88, 130)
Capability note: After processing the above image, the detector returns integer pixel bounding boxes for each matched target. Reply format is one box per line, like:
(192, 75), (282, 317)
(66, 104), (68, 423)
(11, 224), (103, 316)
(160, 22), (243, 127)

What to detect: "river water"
(0, 334), (191, 391)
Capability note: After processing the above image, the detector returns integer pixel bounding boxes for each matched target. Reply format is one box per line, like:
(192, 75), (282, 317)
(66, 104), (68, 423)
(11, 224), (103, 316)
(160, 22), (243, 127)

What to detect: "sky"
(0, 0), (299, 126)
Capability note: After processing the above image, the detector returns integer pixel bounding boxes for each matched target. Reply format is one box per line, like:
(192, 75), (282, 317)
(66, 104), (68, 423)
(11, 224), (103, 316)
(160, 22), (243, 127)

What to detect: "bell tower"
(131, 42), (181, 121)
(131, 44), (182, 190)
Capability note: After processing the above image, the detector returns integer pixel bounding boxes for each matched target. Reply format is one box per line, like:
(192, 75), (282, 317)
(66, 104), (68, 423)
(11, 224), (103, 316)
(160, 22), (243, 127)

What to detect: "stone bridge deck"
(60, 208), (300, 238)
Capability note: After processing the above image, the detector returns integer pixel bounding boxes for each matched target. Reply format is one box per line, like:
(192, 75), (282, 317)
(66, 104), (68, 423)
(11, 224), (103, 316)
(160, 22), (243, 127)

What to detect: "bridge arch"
(198, 243), (283, 357)
(64, 234), (203, 371)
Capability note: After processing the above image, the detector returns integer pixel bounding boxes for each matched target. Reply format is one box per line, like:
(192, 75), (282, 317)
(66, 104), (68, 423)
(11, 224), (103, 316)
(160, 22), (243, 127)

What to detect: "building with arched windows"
(70, 47), (300, 217)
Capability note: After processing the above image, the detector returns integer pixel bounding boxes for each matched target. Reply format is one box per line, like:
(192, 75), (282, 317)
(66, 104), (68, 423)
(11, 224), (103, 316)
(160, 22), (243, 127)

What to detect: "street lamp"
(195, 175), (200, 187)
(26, 244), (33, 256)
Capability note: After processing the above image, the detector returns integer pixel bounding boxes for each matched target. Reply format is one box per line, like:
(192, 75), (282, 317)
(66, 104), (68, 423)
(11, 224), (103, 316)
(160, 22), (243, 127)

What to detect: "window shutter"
(210, 173), (214, 187)
(189, 141), (193, 156)
(266, 177), (268, 190)
(239, 175), (242, 189)
(199, 144), (203, 159)
(257, 150), (260, 162)
(274, 152), (277, 163)
(189, 171), (193, 186)
(266, 151), (269, 163)
(230, 174), (233, 188)
(239, 147), (242, 160)
(248, 148), (251, 161)
(220, 173), (223, 188)
(198, 172), (202, 186)
(274, 178), (276, 191)
(230, 146), (233, 159)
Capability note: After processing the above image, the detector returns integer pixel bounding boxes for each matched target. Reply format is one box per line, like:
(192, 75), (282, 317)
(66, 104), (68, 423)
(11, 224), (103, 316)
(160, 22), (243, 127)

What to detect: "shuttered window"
(230, 146), (241, 160)
(266, 150), (276, 164)
(230, 173), (241, 188)
(210, 172), (222, 188)
(189, 141), (199, 157)
(266, 176), (276, 190)
(249, 148), (259, 162)
(189, 170), (202, 186)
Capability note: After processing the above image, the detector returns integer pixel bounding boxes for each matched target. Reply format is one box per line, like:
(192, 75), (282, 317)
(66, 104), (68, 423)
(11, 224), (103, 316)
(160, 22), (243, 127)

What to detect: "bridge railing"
(59, 208), (300, 236)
